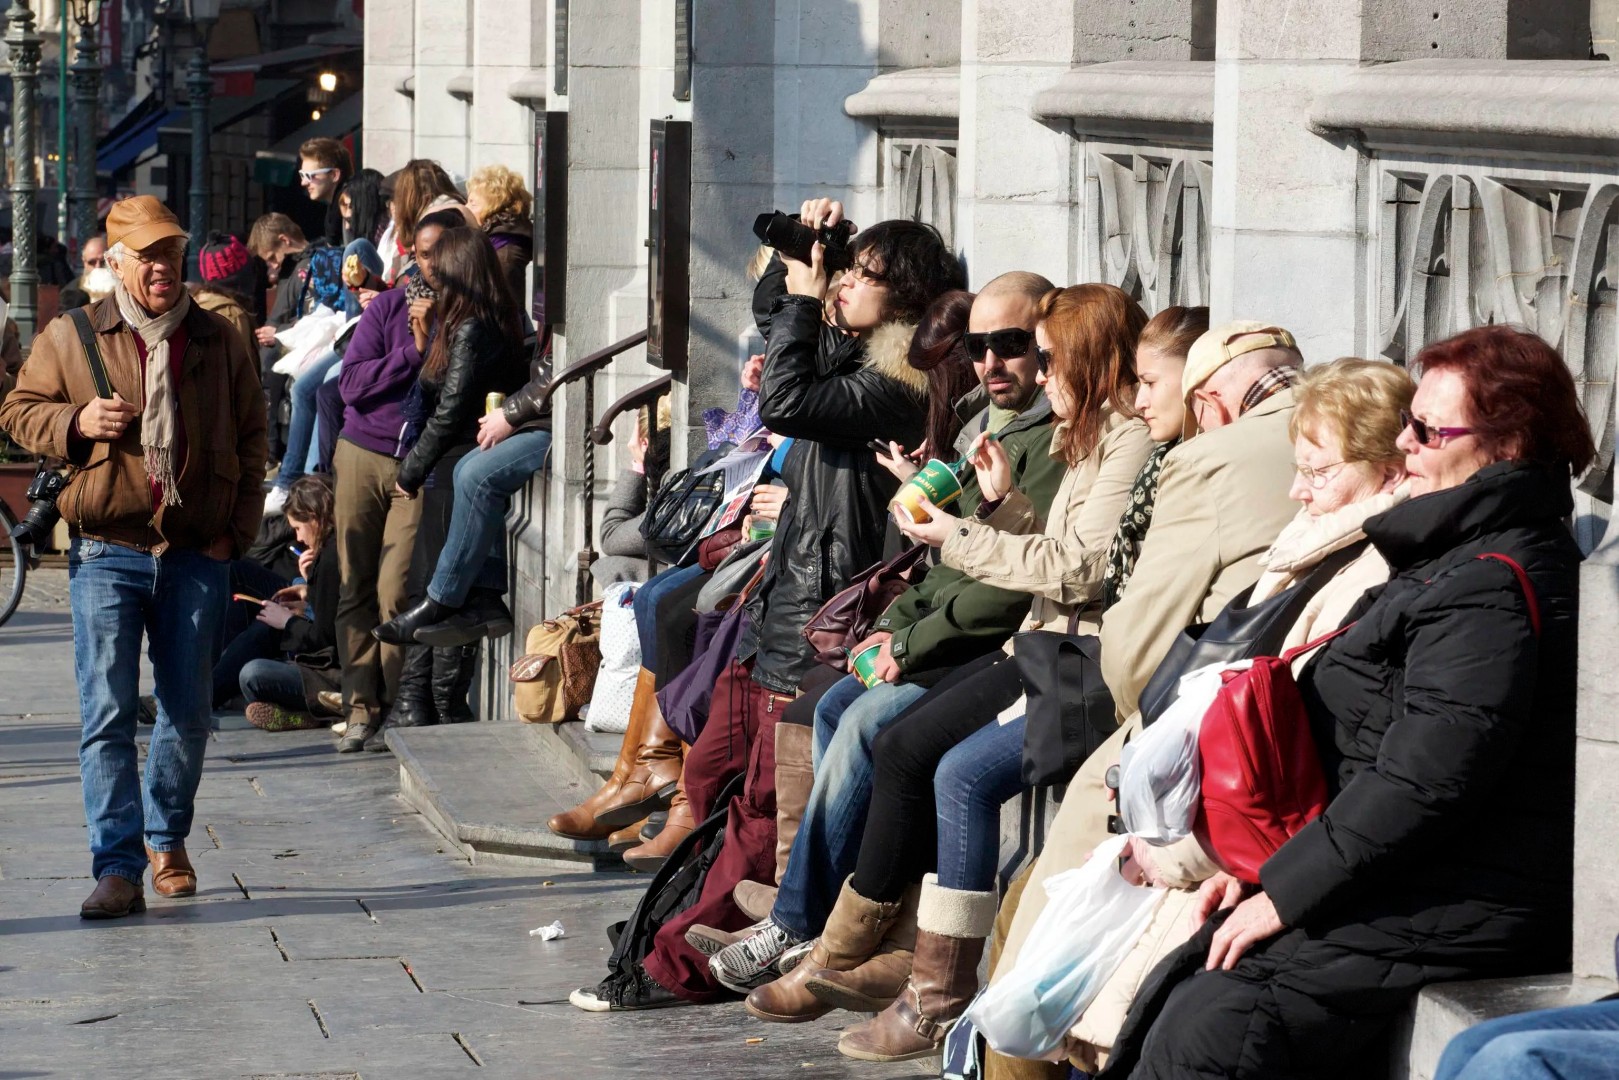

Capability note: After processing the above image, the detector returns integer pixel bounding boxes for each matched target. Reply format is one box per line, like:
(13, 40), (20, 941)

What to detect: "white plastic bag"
(584, 582), (641, 734)
(965, 836), (1165, 1061)
(271, 306), (348, 377)
(1116, 661), (1240, 844)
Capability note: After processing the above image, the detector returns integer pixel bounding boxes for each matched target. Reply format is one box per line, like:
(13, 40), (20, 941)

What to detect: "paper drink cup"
(890, 459), (964, 524)
(851, 643), (885, 688)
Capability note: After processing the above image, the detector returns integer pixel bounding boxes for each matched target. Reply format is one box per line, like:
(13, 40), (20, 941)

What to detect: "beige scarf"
(114, 280), (192, 507)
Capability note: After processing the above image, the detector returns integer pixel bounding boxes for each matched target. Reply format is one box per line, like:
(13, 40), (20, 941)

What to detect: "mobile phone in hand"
(868, 439), (905, 456)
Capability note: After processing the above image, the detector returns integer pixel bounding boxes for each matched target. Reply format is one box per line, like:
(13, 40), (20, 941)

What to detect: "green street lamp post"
(184, 0), (220, 277)
(68, 0), (103, 260)
(6, 0), (44, 348)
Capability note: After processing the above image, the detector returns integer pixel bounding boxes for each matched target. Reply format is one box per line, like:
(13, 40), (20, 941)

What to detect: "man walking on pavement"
(0, 196), (268, 919)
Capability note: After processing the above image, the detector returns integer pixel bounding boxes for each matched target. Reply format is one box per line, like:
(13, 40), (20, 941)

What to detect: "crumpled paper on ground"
(528, 921), (565, 940)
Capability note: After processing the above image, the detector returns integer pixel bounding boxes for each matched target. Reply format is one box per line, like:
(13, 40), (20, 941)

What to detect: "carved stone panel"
(1375, 163), (1618, 498)
(1083, 143), (1213, 314)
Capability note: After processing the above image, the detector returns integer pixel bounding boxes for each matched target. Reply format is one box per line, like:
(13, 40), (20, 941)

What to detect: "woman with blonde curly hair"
(466, 164), (535, 309)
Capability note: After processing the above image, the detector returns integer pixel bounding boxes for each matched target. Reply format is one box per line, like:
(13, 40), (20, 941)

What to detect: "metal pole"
(7, 0), (44, 349)
(56, 17), (67, 249)
(70, 13), (100, 256)
(185, 20), (212, 279)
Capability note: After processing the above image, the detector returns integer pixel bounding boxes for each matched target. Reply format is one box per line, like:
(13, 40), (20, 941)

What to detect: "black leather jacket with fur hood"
(741, 278), (928, 694)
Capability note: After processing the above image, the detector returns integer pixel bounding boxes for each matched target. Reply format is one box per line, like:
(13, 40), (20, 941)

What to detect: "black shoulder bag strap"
(67, 308), (115, 400)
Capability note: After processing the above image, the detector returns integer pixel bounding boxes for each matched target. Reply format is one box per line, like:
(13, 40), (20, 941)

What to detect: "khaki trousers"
(334, 438), (422, 712)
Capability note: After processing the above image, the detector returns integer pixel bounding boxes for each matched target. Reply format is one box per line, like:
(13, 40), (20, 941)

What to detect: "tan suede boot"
(743, 877), (902, 1024)
(804, 883), (919, 1012)
(772, 722), (813, 884)
(732, 878), (778, 923)
(837, 875), (995, 1062)
(548, 668), (659, 839)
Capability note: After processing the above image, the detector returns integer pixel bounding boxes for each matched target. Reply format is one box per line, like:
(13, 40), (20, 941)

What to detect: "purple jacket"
(338, 288), (423, 459)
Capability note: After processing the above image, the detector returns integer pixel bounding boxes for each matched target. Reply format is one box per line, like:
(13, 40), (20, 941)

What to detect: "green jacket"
(874, 390), (1065, 677)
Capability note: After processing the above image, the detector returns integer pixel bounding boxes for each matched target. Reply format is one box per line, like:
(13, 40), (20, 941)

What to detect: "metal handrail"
(592, 372), (672, 445)
(536, 328), (648, 413)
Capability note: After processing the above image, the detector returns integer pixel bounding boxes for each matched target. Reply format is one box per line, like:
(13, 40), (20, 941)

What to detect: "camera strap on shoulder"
(66, 307), (115, 400)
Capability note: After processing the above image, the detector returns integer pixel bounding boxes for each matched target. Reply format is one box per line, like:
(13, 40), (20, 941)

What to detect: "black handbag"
(1013, 615), (1116, 787)
(639, 445), (731, 566)
(1136, 539), (1368, 725)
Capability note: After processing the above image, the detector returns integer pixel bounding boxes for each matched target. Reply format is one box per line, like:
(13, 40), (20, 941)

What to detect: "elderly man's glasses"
(83, 256), (106, 269)
(1400, 409), (1474, 447)
(299, 168), (338, 182)
(965, 328), (1034, 363)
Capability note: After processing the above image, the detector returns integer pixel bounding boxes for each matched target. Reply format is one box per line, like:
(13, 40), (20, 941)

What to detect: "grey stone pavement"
(0, 570), (932, 1080)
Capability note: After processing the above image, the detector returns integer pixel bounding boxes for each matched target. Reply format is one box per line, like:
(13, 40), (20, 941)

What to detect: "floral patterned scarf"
(1101, 439), (1176, 611)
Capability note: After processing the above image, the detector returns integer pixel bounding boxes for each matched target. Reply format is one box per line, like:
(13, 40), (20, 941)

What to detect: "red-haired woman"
(1108, 324), (1596, 1079)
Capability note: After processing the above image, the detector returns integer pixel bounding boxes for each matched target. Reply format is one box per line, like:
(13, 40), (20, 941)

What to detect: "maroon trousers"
(642, 658), (788, 1001)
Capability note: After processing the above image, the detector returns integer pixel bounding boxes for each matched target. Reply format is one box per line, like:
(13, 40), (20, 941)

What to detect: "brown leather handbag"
(800, 544), (929, 669)
(510, 600), (604, 723)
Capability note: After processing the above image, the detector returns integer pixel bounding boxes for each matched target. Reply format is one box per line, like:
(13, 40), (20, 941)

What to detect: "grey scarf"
(114, 280), (192, 507)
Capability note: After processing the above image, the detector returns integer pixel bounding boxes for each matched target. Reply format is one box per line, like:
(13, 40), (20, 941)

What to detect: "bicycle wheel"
(0, 500), (27, 628)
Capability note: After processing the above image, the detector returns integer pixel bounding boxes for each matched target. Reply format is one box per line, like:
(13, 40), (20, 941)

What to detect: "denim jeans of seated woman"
(633, 562), (707, 674)
(933, 713), (1027, 891)
(70, 539), (228, 885)
(274, 347), (341, 489)
(1433, 999), (1619, 1080)
(769, 673), (929, 938)
(238, 658), (310, 712)
(425, 428), (553, 607)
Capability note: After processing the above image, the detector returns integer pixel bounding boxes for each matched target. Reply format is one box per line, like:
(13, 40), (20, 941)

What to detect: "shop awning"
(97, 98), (185, 176)
(253, 92), (362, 186)
(212, 43), (358, 75)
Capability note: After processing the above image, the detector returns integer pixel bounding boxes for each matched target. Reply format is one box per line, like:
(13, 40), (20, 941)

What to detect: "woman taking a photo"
(1104, 324), (1594, 1079)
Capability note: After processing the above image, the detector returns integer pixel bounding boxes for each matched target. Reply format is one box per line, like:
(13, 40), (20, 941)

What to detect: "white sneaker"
(262, 486), (289, 516)
(708, 919), (804, 993)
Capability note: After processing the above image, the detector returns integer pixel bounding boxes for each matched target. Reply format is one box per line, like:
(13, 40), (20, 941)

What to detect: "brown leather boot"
(607, 817), (651, 853)
(772, 722), (813, 885)
(837, 876), (994, 1062)
(805, 883), (920, 1012)
(145, 844), (197, 898)
(593, 709), (684, 831)
(732, 879), (779, 923)
(80, 875), (145, 919)
(621, 775), (693, 871)
(744, 877), (902, 1024)
(548, 668), (659, 839)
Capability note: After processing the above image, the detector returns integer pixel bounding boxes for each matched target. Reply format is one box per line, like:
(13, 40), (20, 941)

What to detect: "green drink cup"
(851, 642), (885, 688)
(890, 458), (966, 524)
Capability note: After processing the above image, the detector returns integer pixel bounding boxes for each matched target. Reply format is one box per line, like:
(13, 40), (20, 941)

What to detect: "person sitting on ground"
(732, 286), (1162, 1051)
(1100, 325), (1593, 1079)
(190, 232), (258, 352)
(466, 164), (535, 307)
(983, 320), (1308, 1080)
(702, 272), (1073, 997)
(367, 226), (529, 733)
(569, 198), (964, 1012)
(229, 476), (343, 732)
(591, 397), (674, 587)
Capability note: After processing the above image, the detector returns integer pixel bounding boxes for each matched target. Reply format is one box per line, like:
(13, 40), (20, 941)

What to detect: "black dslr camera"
(753, 210), (857, 273)
(10, 464), (68, 553)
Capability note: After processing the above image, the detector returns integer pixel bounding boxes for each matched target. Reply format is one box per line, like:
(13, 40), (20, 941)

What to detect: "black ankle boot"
(415, 591), (513, 648)
(432, 643), (480, 723)
(372, 597), (454, 646)
(369, 645), (436, 752)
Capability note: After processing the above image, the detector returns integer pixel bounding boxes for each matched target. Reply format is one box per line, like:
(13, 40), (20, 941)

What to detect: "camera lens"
(10, 501), (61, 550)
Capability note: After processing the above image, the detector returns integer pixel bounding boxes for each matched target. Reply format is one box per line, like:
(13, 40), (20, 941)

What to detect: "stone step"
(1392, 973), (1614, 1080)
(386, 722), (630, 871)
(554, 717), (625, 779)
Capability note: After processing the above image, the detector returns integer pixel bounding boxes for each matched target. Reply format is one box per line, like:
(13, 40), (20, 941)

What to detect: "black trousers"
(849, 651), (1024, 901)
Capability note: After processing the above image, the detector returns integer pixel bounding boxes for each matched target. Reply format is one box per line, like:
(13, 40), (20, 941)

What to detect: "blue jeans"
(935, 713), (1027, 891)
(275, 347), (342, 489)
(239, 659), (309, 711)
(69, 539), (229, 884)
(1435, 1000), (1619, 1080)
(426, 428), (552, 607)
(634, 562), (707, 667)
(213, 620), (280, 707)
(772, 675), (927, 938)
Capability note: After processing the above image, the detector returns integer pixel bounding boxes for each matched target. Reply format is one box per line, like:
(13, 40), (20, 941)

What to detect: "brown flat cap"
(105, 195), (188, 253)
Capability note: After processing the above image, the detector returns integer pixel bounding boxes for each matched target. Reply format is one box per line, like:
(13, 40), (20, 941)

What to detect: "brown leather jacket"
(0, 297), (268, 556)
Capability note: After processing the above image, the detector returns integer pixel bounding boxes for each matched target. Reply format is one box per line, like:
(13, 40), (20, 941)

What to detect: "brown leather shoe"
(336, 705), (382, 753)
(621, 777), (693, 871)
(733, 879), (779, 923)
(145, 845), (197, 898)
(607, 816), (651, 853)
(592, 710), (683, 830)
(772, 722), (813, 884)
(548, 668), (659, 839)
(744, 877), (902, 1024)
(805, 884), (920, 1012)
(80, 875), (146, 919)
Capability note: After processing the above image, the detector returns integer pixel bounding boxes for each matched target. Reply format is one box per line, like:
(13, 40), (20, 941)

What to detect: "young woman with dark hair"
(341, 168), (389, 247)
(369, 228), (529, 730)
(905, 288), (979, 459)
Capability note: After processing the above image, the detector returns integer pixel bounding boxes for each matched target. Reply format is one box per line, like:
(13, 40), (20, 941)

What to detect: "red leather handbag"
(1193, 552), (1540, 884)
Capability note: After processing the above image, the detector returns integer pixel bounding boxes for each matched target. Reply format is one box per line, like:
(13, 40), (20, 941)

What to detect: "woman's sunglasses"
(1035, 346), (1052, 375)
(963, 328), (1034, 363)
(1400, 409), (1474, 447)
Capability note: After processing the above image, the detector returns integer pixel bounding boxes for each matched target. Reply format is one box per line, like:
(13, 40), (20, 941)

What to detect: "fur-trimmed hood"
(861, 320), (926, 396)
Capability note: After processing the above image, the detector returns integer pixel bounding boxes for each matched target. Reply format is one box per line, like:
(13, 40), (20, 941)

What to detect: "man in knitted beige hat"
(0, 195), (267, 918)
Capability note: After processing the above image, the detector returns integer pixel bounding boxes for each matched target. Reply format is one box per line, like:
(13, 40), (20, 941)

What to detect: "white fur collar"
(861, 321), (926, 396)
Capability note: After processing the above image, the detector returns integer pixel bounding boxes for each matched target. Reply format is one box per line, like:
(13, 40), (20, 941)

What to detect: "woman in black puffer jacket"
(1104, 325), (1597, 1080)
(374, 227), (528, 733)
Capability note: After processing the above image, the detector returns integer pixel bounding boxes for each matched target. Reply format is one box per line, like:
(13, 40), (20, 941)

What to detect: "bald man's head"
(978, 270), (1056, 304)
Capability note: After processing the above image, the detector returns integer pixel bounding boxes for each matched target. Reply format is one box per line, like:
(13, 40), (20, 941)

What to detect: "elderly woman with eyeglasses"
(1103, 326), (1596, 1080)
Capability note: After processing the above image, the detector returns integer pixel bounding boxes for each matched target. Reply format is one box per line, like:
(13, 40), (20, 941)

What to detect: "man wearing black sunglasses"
(962, 292), (1045, 417)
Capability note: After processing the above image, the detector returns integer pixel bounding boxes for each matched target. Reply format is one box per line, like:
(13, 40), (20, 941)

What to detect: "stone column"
(362, 0), (415, 171)
(469, 0), (541, 173)
(413, 0), (471, 174)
